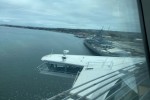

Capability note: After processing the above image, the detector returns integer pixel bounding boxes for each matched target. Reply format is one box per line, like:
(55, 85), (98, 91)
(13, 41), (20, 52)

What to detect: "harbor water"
(0, 26), (93, 100)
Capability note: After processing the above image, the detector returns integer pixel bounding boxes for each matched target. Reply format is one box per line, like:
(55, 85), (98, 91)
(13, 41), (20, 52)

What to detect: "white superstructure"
(38, 53), (146, 100)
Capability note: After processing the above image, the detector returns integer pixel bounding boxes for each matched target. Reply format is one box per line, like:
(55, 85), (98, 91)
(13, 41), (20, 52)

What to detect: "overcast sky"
(0, 0), (141, 32)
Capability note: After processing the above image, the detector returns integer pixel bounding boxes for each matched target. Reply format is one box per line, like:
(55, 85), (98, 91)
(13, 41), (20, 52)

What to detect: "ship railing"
(72, 71), (80, 86)
(46, 61), (147, 100)
(86, 61), (114, 70)
(86, 58), (142, 70)
(37, 62), (47, 71)
(37, 62), (83, 75)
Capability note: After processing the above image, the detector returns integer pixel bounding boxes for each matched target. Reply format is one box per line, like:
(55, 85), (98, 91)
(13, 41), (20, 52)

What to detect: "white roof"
(41, 54), (143, 67)
(42, 54), (145, 100)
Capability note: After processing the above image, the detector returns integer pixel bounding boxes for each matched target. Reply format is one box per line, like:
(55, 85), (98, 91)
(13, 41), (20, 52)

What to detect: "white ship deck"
(42, 54), (144, 67)
(40, 54), (146, 100)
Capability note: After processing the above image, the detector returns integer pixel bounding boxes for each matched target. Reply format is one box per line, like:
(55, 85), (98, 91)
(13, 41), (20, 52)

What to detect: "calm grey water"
(0, 26), (93, 100)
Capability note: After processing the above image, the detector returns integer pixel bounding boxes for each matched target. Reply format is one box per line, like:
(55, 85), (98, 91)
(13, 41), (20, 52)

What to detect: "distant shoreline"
(0, 24), (142, 40)
(0, 24), (100, 35)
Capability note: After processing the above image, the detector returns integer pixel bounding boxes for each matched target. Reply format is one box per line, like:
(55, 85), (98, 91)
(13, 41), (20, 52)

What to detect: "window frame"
(137, 0), (150, 76)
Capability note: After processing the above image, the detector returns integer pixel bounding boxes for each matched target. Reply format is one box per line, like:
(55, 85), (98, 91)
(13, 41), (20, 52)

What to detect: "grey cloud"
(0, 0), (141, 32)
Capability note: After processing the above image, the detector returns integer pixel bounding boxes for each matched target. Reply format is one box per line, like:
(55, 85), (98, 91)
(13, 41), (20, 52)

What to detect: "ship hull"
(84, 40), (110, 56)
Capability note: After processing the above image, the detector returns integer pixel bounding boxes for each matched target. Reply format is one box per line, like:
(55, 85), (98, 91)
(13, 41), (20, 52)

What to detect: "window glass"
(0, 0), (149, 100)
